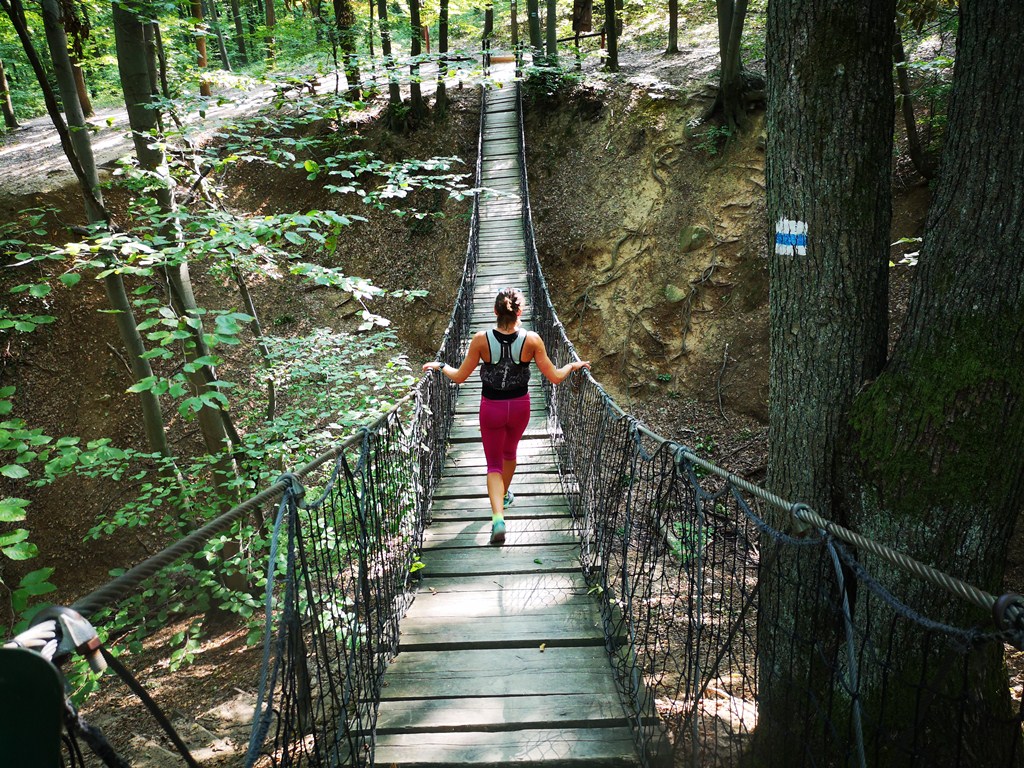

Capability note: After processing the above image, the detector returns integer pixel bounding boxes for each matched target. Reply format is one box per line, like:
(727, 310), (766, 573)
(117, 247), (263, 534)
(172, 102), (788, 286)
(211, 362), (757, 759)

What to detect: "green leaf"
(13, 321), (36, 332)
(0, 528), (30, 547)
(284, 231), (304, 245)
(1, 465), (30, 479)
(29, 284), (51, 298)
(0, 498), (29, 522)
(60, 273), (82, 288)
(3, 540), (39, 561)
(20, 567), (55, 586)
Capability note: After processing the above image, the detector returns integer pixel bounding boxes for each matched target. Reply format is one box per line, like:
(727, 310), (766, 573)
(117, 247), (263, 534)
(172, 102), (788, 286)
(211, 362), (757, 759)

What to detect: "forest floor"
(4, 23), (1019, 768)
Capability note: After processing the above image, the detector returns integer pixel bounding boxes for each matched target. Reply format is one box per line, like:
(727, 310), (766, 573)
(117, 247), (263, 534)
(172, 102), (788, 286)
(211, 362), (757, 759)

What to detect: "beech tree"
(332, 0), (359, 100)
(0, 58), (17, 128)
(762, 0), (1024, 764)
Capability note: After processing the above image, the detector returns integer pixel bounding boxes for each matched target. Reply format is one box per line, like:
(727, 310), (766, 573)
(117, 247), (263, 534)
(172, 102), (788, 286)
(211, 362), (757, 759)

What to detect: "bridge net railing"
(515, 83), (1024, 768)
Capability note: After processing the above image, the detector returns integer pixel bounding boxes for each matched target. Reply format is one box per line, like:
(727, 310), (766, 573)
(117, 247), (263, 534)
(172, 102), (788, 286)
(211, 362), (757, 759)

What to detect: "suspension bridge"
(5, 75), (1024, 768)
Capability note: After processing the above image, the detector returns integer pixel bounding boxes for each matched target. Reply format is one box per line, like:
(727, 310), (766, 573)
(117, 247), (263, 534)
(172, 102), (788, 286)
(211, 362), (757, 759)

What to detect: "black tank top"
(480, 328), (531, 400)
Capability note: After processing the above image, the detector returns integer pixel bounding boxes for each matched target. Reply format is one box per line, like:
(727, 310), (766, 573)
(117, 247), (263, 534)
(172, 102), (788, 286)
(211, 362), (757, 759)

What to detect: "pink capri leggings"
(479, 394), (531, 474)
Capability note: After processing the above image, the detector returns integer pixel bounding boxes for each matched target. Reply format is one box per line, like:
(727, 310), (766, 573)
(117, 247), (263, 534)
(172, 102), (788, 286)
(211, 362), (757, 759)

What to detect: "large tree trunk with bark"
(0, 59), (18, 128)
(708, 0), (750, 128)
(544, 0), (557, 62)
(841, 2), (1024, 764)
(756, 0), (896, 763)
(190, 0), (213, 95)
(332, 0), (360, 100)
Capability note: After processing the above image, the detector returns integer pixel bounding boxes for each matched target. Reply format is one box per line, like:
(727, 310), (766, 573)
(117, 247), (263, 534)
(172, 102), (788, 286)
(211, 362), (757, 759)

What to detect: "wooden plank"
(432, 479), (564, 499)
(403, 583), (596, 624)
(376, 694), (626, 733)
(397, 610), (603, 650)
(420, 572), (588, 594)
(373, 727), (641, 767)
(423, 520), (576, 549)
(415, 545), (580, 577)
(379, 647), (618, 699)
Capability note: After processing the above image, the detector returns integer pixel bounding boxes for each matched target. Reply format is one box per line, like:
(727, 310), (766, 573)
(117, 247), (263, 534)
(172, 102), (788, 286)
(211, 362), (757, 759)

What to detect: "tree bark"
(375, 0), (403, 114)
(265, 0), (276, 64)
(602, 0), (617, 71)
(666, 0), (678, 54)
(757, 0), (896, 763)
(332, 0), (360, 100)
(229, 0), (248, 63)
(527, 0), (542, 59)
(70, 60), (93, 117)
(190, 0), (213, 96)
(544, 0), (557, 62)
(206, 0), (232, 70)
(408, 0), (426, 118)
(435, 0), (448, 115)
(0, 59), (18, 128)
(709, 0), (749, 128)
(842, 2), (1024, 763)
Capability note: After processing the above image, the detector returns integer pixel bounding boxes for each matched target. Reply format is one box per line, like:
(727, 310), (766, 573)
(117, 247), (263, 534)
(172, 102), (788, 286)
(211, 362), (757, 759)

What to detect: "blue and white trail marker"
(774, 218), (808, 256)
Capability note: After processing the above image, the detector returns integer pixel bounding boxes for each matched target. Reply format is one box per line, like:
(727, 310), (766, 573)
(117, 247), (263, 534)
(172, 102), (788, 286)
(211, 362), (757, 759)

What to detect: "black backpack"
(480, 329), (531, 392)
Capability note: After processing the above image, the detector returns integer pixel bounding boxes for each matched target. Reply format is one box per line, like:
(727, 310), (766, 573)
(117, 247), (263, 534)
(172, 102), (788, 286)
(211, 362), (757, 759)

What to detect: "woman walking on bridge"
(423, 288), (590, 546)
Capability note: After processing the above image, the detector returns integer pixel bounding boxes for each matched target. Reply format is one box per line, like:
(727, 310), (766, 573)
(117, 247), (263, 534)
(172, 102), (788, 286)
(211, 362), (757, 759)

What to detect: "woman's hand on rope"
(422, 361), (444, 373)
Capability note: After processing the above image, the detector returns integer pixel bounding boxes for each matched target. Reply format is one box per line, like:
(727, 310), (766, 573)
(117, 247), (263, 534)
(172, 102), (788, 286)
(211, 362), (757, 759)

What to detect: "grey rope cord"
(70, 387), (420, 621)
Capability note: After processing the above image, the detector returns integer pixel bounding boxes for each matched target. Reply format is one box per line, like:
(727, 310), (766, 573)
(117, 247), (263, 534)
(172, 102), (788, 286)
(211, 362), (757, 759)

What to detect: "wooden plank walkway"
(374, 85), (641, 767)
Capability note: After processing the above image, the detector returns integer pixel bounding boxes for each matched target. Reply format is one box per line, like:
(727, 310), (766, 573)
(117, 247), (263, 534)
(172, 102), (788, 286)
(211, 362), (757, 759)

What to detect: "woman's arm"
(527, 333), (590, 384)
(422, 333), (486, 383)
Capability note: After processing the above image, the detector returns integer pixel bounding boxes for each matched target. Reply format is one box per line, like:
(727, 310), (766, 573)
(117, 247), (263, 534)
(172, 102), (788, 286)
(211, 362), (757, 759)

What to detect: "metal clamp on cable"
(992, 593), (1024, 649)
(277, 472), (306, 502)
(30, 606), (107, 673)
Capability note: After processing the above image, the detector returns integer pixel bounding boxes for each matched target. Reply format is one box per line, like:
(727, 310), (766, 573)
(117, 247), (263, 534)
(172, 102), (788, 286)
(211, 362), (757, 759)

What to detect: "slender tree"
(602, 0), (617, 71)
(544, 0), (556, 62)
(408, 0), (426, 118)
(229, 0), (248, 63)
(332, 0), (360, 100)
(0, 59), (17, 128)
(435, 0), (448, 115)
(756, 0), (896, 762)
(190, 0), (213, 95)
(265, 0), (276, 63)
(893, 24), (936, 179)
(526, 0), (542, 58)
(375, 0), (402, 114)
(59, 0), (94, 117)
(205, 0), (232, 70)
(666, 0), (678, 54)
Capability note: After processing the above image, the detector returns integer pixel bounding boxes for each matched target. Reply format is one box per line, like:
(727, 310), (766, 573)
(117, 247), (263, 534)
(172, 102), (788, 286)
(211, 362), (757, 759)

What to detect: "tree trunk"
(666, 0), (678, 54)
(408, 0), (426, 118)
(70, 59), (93, 117)
(842, 2), (1024, 764)
(366, 0), (374, 58)
(893, 25), (936, 180)
(265, 0), (276, 64)
(544, 0), (557, 62)
(206, 0), (232, 70)
(710, 0), (749, 128)
(37, 0), (170, 457)
(376, 0), (402, 113)
(190, 0), (213, 96)
(332, 0), (360, 100)
(527, 0), (542, 59)
(483, 4), (493, 70)
(511, 0), (518, 48)
(0, 60), (18, 129)
(602, 0), (617, 71)
(757, 0), (896, 763)
(229, 0), (248, 64)
(435, 0), (448, 115)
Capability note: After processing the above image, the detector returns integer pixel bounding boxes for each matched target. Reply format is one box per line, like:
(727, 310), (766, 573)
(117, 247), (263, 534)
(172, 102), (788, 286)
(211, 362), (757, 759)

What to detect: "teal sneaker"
(490, 519), (506, 546)
(503, 490), (515, 509)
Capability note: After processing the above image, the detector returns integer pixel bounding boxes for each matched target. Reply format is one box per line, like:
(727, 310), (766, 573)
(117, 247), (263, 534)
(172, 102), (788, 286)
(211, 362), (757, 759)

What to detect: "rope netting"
(515, 84), (1024, 767)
